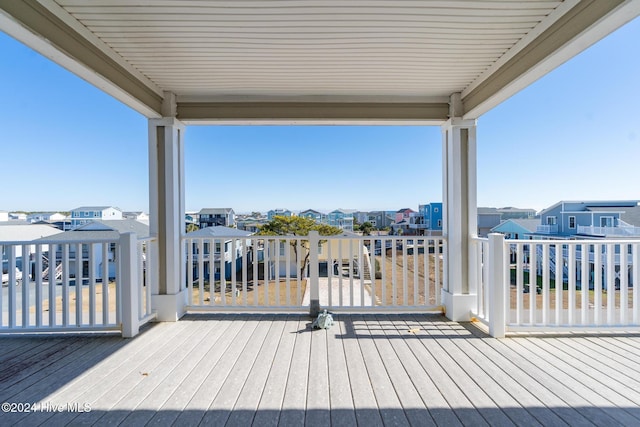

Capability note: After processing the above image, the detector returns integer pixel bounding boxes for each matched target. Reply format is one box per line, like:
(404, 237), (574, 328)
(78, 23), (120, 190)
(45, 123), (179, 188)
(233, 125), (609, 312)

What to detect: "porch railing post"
(120, 232), (140, 338)
(488, 233), (506, 338)
(309, 230), (320, 317)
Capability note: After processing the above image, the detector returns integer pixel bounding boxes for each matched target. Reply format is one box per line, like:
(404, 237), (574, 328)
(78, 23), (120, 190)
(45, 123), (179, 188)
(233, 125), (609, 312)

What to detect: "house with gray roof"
(534, 200), (640, 238)
(37, 219), (150, 281)
(186, 226), (252, 281)
(70, 206), (122, 229)
(198, 208), (235, 229)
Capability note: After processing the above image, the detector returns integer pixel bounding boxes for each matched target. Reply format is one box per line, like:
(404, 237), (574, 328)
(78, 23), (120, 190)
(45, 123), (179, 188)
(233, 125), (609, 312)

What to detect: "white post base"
(151, 290), (187, 322)
(442, 290), (476, 322)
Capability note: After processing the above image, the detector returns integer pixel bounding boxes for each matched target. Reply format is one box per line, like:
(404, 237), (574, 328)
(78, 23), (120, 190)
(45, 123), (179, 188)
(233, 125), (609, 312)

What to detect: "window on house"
(434, 208), (439, 213)
(546, 216), (557, 225)
(279, 241), (286, 256)
(215, 242), (221, 253)
(437, 220), (442, 227)
(600, 217), (614, 227)
(569, 216), (576, 229)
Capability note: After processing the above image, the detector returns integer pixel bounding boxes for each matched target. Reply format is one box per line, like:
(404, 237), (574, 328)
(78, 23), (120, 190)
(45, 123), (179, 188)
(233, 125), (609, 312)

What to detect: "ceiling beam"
(0, 0), (163, 118)
(177, 101), (450, 125)
(462, 0), (639, 119)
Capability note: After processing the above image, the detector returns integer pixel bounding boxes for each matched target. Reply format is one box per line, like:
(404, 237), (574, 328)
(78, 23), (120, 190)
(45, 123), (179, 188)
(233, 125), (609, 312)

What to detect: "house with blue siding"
(267, 209), (293, 221)
(417, 202), (443, 234)
(70, 206), (122, 229)
(491, 219), (539, 239)
(533, 200), (640, 238)
(299, 209), (325, 224)
(328, 209), (356, 231)
(198, 208), (235, 229)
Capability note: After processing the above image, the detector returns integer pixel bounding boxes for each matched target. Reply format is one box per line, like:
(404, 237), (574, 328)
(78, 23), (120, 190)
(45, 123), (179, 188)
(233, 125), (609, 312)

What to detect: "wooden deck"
(1, 314), (640, 426)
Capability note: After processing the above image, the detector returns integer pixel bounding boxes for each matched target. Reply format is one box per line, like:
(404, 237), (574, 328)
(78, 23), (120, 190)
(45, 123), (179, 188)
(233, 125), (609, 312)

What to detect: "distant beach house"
(328, 209), (356, 231)
(123, 211), (150, 224)
(267, 209), (293, 221)
(25, 212), (66, 223)
(198, 208), (235, 229)
(186, 226), (252, 281)
(533, 200), (640, 238)
(299, 209), (325, 223)
(37, 219), (149, 282)
(1, 223), (62, 282)
(491, 219), (539, 240)
(70, 206), (122, 229)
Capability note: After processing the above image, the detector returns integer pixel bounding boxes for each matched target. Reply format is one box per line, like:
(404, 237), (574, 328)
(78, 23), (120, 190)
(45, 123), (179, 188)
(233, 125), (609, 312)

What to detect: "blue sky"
(1, 16), (639, 214)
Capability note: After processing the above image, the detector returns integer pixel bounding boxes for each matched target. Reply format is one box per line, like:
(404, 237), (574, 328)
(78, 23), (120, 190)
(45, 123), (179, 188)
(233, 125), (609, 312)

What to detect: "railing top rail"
(505, 238), (640, 245)
(0, 237), (120, 246)
(137, 236), (158, 243)
(471, 236), (489, 242)
(183, 234), (445, 241)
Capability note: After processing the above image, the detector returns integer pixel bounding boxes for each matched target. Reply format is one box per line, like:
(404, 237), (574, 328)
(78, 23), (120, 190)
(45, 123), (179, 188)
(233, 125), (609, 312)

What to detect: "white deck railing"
(0, 233), (155, 337)
(183, 232), (444, 312)
(473, 234), (640, 336)
(578, 225), (640, 237)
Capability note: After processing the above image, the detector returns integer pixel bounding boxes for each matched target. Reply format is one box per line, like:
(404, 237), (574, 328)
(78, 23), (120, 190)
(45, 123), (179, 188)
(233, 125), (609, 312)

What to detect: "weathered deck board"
(1, 314), (640, 427)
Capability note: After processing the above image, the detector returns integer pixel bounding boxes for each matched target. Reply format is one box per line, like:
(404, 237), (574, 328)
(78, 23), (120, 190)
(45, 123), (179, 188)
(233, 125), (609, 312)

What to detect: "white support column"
(441, 95), (478, 321)
(149, 114), (187, 321)
(488, 233), (506, 338)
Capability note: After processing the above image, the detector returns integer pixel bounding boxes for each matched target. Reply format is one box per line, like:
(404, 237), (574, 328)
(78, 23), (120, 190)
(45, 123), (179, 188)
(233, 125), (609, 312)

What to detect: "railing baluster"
(242, 238), (248, 305)
(581, 244), (589, 325)
(555, 243), (563, 326)
(275, 238), (280, 307)
(263, 238), (269, 306)
(380, 238), (386, 306)
(338, 238), (343, 307)
(296, 239), (302, 306)
(349, 238), (354, 306)
(62, 244), (69, 327)
(231, 238), (237, 307)
(542, 244), (549, 325)
(594, 243), (602, 326)
(327, 239), (333, 307)
(253, 239), (259, 307)
(634, 243), (640, 325)
(285, 238), (291, 307)
(568, 243), (576, 326)
(75, 243), (83, 326)
(402, 239), (408, 306)
(89, 243), (96, 326)
(424, 238), (429, 307)
(392, 237), (397, 306)
(620, 243), (628, 325)
(516, 243), (523, 325)
(220, 238), (226, 307)
(36, 244), (43, 327)
(22, 244), (30, 328)
(102, 242), (109, 325)
(359, 237), (365, 307)
(606, 243), (615, 325)
(8, 246), (16, 328)
(529, 242), (537, 325)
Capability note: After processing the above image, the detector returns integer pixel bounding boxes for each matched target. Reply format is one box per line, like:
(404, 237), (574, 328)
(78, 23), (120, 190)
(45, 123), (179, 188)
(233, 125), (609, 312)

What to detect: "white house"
(123, 211), (150, 224)
(0, 223), (63, 282)
(70, 206), (123, 229)
(36, 219), (150, 282)
(185, 226), (252, 281)
(26, 212), (67, 223)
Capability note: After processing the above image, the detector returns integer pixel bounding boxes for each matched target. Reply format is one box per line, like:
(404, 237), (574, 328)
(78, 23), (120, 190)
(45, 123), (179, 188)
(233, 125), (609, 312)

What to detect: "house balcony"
(578, 225), (640, 237)
(3, 233), (640, 423)
(535, 224), (558, 234)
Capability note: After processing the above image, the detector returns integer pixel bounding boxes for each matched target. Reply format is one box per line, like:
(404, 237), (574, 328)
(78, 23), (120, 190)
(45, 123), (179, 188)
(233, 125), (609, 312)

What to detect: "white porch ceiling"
(1, 0), (639, 123)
